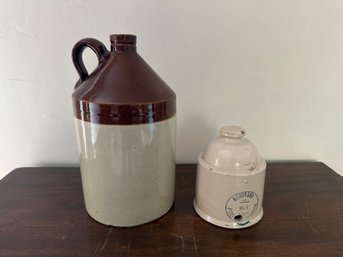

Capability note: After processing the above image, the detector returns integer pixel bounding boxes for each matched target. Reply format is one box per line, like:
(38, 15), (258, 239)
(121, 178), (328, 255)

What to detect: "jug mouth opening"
(110, 34), (137, 45)
(110, 34), (137, 52)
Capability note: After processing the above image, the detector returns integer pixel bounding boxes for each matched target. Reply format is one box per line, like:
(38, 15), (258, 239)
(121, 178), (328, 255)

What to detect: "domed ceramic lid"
(201, 126), (265, 175)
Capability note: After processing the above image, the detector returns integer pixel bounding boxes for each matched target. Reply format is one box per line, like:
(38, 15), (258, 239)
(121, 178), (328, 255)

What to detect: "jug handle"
(72, 38), (109, 87)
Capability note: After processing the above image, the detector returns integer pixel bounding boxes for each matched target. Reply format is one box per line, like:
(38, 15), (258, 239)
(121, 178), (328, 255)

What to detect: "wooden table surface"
(0, 163), (342, 257)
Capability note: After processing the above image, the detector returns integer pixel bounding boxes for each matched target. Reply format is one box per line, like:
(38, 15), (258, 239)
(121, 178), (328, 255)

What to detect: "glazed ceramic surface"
(71, 34), (176, 227)
(194, 126), (266, 229)
(75, 116), (176, 227)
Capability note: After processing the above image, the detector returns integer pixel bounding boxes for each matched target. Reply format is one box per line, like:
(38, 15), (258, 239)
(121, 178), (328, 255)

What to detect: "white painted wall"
(1, 0), (343, 178)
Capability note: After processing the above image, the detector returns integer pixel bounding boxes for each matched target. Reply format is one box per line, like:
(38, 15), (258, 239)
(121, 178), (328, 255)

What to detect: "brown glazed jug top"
(72, 34), (176, 125)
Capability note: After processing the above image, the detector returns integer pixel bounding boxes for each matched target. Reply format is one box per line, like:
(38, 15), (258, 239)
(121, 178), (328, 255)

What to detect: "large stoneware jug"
(71, 34), (176, 227)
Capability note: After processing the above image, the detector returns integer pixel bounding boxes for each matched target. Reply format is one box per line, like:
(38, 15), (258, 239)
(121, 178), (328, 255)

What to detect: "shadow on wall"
(177, 114), (215, 163)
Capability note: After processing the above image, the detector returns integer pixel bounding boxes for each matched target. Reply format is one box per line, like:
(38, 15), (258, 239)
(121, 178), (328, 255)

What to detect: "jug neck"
(110, 34), (137, 53)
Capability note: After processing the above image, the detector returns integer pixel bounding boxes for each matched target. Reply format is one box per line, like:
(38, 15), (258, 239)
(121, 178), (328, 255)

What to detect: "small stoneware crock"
(194, 126), (266, 229)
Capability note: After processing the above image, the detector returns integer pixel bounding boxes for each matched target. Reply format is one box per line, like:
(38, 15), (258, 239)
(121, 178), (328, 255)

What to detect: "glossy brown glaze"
(0, 163), (343, 256)
(72, 34), (176, 125)
(74, 99), (175, 125)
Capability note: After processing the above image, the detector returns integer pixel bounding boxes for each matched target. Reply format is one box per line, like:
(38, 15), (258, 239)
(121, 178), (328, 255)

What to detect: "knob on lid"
(201, 126), (265, 174)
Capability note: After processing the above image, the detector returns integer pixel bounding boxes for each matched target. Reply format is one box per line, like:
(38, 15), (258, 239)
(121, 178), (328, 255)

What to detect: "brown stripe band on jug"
(73, 99), (176, 125)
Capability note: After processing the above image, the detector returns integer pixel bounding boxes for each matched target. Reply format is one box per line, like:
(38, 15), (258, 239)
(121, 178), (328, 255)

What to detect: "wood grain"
(0, 163), (342, 257)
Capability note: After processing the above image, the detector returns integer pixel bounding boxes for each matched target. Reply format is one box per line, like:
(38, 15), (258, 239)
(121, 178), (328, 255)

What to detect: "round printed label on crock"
(225, 191), (259, 220)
